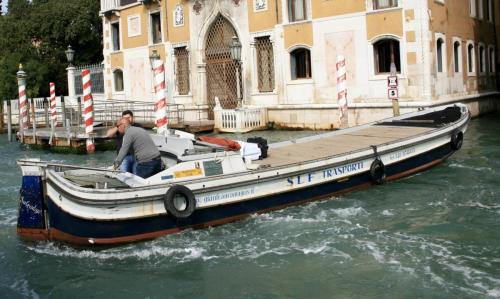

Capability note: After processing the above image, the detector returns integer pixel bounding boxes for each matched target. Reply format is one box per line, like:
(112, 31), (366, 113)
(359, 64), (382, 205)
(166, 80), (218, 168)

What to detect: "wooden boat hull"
(16, 104), (470, 246)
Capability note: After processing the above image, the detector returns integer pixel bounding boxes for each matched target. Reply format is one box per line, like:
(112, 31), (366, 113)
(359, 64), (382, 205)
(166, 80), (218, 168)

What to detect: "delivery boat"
(16, 104), (470, 245)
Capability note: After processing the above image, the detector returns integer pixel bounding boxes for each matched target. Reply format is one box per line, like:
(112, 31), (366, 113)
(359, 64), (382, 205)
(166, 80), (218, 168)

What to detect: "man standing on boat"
(113, 117), (162, 178)
(106, 110), (142, 172)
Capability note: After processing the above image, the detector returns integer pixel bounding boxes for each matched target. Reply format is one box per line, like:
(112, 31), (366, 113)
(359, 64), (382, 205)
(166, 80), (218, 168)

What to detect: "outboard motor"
(247, 137), (268, 159)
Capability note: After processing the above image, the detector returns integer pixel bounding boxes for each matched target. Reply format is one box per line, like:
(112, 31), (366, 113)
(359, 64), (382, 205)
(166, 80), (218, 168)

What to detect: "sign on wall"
(127, 15), (141, 37)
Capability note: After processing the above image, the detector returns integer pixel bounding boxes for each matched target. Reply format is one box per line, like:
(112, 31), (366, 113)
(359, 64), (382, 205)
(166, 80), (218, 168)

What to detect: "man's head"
(122, 110), (134, 123)
(116, 117), (131, 134)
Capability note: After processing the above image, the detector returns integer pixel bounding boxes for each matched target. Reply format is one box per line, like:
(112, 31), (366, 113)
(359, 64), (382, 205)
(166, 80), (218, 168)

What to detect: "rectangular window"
(374, 39), (401, 74)
(453, 41), (461, 73)
(288, 0), (306, 22)
(174, 47), (190, 95)
(470, 0), (477, 17)
(291, 48), (311, 79)
(489, 47), (495, 73)
(487, 0), (493, 22)
(151, 12), (162, 44)
(256, 37), (275, 92)
(468, 44), (475, 73)
(479, 46), (486, 73)
(478, 0), (484, 19)
(373, 0), (398, 10)
(111, 22), (120, 51)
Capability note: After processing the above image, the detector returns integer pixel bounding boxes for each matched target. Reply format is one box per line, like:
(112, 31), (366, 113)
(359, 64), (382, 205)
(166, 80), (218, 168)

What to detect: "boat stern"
(17, 160), (49, 241)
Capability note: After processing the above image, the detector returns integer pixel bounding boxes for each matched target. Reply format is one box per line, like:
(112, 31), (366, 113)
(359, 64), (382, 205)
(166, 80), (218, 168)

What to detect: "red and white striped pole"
(16, 64), (28, 139)
(48, 82), (57, 145)
(49, 82), (57, 125)
(153, 59), (168, 135)
(82, 69), (95, 153)
(336, 55), (348, 128)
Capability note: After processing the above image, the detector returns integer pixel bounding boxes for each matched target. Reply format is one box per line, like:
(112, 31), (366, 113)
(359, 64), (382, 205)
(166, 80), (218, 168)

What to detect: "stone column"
(66, 66), (77, 105)
(197, 62), (207, 106)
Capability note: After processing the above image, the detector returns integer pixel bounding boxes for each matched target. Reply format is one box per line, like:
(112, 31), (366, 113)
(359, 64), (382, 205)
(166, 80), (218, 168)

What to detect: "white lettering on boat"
(199, 187), (256, 204)
(20, 196), (42, 215)
(389, 147), (416, 161)
(287, 161), (364, 185)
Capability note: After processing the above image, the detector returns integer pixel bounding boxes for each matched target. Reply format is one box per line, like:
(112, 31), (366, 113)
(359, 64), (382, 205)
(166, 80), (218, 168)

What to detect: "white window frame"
(452, 37), (462, 74)
(488, 45), (495, 74)
(487, 0), (493, 22)
(435, 33), (447, 74)
(110, 21), (121, 52)
(466, 40), (476, 76)
(368, 34), (406, 80)
(370, 0), (400, 11)
(149, 10), (162, 45)
(112, 68), (124, 93)
(469, 0), (477, 17)
(289, 46), (312, 80)
(478, 0), (484, 19)
(283, 0), (311, 24)
(250, 31), (277, 94)
(478, 42), (486, 75)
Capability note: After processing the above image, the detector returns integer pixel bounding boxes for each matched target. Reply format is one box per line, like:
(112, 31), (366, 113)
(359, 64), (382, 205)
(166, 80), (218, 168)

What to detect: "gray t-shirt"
(115, 126), (160, 165)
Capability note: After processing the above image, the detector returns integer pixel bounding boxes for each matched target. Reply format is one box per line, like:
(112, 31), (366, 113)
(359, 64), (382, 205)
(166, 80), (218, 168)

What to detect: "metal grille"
(205, 15), (240, 119)
(373, 0), (398, 10)
(74, 64), (104, 95)
(175, 47), (190, 95)
(256, 36), (275, 92)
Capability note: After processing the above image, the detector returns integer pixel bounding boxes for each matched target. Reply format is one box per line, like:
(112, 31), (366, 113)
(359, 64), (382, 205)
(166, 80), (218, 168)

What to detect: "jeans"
(134, 157), (162, 179)
(120, 155), (135, 173)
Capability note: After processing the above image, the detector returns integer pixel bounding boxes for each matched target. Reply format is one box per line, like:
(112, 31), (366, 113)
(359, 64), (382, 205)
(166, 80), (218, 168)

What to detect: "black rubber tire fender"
(164, 185), (196, 219)
(451, 130), (463, 151)
(370, 158), (386, 185)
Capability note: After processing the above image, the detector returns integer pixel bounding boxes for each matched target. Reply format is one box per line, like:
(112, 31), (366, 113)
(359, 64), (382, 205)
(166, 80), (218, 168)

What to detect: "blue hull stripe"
(46, 143), (454, 239)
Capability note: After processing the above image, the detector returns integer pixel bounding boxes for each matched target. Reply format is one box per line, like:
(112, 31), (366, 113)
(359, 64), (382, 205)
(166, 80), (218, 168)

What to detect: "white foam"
(381, 209), (394, 216)
(332, 207), (367, 218)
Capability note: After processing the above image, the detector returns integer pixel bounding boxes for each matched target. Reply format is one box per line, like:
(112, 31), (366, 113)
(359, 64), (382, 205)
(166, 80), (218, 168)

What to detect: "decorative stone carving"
(255, 0), (267, 11)
(174, 4), (184, 27)
(193, 0), (202, 15)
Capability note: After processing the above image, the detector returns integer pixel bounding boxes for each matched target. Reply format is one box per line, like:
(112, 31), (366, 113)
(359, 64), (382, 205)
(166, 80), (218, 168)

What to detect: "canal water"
(0, 113), (499, 298)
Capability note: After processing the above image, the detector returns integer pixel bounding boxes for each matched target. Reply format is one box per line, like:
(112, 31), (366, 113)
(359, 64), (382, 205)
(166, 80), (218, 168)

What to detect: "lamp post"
(65, 45), (75, 67)
(230, 35), (242, 108)
(149, 49), (160, 70)
(65, 45), (77, 105)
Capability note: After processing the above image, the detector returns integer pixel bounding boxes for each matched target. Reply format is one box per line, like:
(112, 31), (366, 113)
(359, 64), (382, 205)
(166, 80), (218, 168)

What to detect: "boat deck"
(255, 125), (433, 167)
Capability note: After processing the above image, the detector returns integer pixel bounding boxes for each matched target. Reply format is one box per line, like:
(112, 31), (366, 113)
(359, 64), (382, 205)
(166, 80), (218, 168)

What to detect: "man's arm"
(106, 126), (118, 138)
(115, 130), (132, 165)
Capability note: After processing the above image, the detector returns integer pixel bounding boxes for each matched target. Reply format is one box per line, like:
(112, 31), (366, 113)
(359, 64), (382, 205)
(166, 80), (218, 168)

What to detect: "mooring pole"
(60, 95), (66, 128)
(0, 100), (4, 132)
(16, 64), (28, 143)
(77, 96), (82, 128)
(26, 99), (31, 128)
(43, 97), (49, 127)
(7, 100), (12, 142)
(30, 98), (37, 144)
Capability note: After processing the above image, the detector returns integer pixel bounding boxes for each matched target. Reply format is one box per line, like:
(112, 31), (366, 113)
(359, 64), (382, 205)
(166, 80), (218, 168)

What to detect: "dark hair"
(122, 110), (133, 117)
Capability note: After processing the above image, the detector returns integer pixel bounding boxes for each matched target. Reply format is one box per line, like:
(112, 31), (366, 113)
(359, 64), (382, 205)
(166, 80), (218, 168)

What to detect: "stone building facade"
(100, 0), (499, 129)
